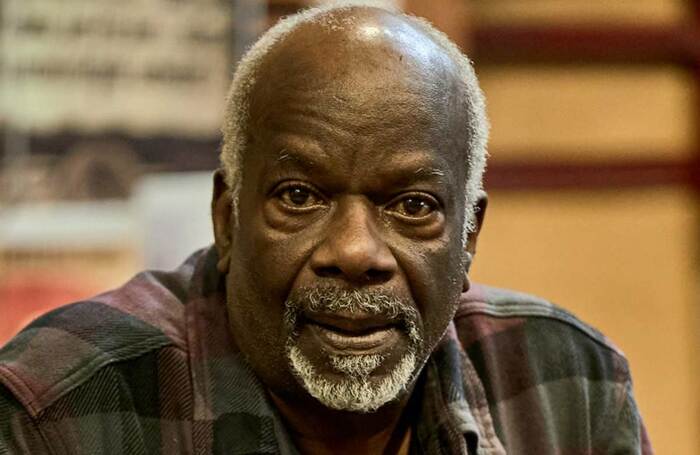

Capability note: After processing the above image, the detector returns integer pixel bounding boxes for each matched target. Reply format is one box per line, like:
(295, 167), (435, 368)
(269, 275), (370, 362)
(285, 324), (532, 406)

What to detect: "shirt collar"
(419, 323), (506, 454)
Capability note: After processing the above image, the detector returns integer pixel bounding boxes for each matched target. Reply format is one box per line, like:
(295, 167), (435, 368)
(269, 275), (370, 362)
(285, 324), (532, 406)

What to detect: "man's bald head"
(220, 2), (489, 235)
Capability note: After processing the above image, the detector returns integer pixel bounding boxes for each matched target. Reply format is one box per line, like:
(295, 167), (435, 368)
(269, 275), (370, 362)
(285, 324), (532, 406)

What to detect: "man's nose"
(309, 197), (398, 285)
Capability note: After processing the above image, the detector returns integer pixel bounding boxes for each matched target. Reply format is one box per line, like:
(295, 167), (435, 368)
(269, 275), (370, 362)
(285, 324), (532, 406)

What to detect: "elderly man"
(0, 3), (651, 454)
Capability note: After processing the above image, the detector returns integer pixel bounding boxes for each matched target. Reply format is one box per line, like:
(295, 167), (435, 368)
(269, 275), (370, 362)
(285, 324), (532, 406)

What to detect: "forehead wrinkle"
(252, 92), (362, 152)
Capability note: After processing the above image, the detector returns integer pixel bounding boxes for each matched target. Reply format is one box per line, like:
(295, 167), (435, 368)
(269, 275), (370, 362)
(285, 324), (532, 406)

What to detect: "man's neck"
(269, 391), (418, 455)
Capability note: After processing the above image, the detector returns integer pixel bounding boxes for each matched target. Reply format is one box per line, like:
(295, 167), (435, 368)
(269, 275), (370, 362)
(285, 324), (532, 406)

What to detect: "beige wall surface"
(471, 186), (699, 454)
(473, 0), (687, 25)
(479, 65), (696, 160)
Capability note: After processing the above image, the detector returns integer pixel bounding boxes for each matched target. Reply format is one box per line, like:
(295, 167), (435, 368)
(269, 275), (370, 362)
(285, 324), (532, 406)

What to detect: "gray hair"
(220, 0), (489, 240)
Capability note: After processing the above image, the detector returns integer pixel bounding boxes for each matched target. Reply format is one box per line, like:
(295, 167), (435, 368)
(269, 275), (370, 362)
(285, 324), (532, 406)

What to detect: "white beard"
(288, 345), (417, 413)
(283, 286), (423, 413)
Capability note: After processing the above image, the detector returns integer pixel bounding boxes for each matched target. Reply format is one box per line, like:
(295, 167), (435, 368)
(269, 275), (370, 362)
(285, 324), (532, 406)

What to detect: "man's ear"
(462, 191), (488, 292)
(212, 169), (235, 273)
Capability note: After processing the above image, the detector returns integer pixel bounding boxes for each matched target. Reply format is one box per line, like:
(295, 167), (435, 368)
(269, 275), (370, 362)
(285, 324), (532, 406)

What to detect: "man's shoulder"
(451, 286), (649, 452)
(0, 264), (194, 417)
(455, 283), (631, 381)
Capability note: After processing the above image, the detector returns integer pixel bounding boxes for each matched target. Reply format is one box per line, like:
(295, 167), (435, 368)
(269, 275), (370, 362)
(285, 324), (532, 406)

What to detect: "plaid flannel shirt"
(0, 247), (652, 454)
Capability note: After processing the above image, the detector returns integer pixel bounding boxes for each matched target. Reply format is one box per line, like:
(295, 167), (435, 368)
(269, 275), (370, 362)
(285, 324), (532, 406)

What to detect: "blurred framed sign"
(1, 0), (235, 137)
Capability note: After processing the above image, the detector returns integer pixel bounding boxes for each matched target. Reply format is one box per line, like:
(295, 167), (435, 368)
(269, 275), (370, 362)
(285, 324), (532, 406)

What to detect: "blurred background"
(0, 0), (698, 452)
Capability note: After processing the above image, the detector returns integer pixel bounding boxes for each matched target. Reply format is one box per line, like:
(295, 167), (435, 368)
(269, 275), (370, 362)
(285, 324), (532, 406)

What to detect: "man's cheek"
(250, 231), (318, 300)
(409, 251), (462, 336)
(399, 245), (461, 301)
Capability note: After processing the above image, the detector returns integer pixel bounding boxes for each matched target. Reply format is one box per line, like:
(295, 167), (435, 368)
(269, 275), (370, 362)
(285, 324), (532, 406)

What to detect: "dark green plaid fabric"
(0, 247), (652, 454)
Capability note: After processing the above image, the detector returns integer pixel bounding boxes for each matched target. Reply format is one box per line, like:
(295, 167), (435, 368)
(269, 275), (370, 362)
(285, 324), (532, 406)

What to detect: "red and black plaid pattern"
(0, 247), (652, 454)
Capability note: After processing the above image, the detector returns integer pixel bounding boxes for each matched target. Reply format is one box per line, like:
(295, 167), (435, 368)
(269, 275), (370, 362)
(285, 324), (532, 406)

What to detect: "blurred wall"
(468, 1), (700, 454)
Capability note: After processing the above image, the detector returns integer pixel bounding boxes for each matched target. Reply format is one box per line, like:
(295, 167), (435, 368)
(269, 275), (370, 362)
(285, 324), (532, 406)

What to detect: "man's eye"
(388, 194), (438, 219)
(276, 185), (324, 209)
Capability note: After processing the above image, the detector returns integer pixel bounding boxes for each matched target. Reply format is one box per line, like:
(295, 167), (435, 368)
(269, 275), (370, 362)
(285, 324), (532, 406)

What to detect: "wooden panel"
(471, 187), (700, 454)
(479, 65), (696, 159)
(473, 0), (687, 25)
(484, 158), (700, 190)
(473, 25), (700, 65)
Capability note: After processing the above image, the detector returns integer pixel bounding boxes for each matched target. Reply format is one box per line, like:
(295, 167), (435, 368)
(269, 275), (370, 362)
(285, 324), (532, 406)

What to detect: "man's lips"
(301, 312), (401, 352)
(303, 311), (399, 333)
(309, 324), (400, 351)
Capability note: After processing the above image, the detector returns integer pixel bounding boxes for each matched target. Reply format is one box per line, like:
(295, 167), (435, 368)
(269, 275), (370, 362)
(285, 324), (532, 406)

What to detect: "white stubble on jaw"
(288, 345), (417, 413)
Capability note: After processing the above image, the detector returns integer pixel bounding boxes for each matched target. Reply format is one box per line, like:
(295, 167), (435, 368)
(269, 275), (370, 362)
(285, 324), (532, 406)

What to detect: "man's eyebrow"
(413, 166), (446, 179)
(378, 161), (453, 191)
(274, 148), (320, 171)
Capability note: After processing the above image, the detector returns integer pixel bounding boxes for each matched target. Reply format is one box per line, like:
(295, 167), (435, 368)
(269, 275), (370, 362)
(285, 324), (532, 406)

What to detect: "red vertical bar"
(694, 0), (700, 191)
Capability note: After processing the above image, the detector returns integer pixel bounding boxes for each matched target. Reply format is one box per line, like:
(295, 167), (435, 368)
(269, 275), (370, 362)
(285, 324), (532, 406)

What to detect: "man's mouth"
(302, 312), (401, 353)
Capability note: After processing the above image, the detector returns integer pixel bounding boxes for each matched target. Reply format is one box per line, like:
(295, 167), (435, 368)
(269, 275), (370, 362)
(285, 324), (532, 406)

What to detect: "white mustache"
(283, 286), (422, 344)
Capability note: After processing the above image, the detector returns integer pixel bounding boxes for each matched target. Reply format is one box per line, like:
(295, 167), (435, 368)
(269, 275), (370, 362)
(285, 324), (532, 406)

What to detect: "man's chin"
(281, 285), (425, 412)
(287, 344), (417, 413)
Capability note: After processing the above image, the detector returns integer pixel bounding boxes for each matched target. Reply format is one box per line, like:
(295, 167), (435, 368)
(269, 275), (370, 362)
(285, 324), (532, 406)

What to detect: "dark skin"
(212, 8), (487, 455)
